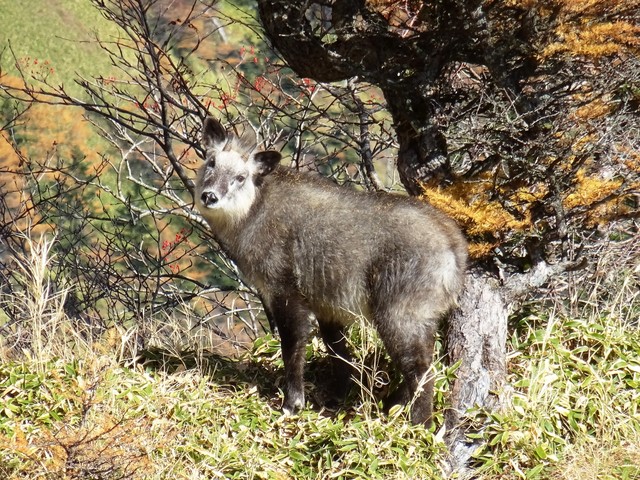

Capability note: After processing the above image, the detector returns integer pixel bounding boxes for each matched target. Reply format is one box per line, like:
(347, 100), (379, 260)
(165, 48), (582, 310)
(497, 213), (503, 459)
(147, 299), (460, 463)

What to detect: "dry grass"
(1, 231), (638, 479)
(549, 435), (640, 480)
(1, 234), (78, 365)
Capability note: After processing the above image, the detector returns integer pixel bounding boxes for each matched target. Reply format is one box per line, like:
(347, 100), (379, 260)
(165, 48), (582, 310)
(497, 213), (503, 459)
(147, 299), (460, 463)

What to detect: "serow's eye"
(207, 158), (216, 168)
(234, 175), (246, 185)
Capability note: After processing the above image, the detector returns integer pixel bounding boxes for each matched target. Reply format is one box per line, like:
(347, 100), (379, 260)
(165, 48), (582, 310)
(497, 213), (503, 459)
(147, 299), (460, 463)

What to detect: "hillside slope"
(0, 0), (120, 86)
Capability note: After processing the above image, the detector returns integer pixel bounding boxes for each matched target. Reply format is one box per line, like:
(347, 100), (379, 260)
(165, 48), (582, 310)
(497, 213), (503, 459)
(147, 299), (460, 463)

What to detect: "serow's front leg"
(267, 295), (312, 415)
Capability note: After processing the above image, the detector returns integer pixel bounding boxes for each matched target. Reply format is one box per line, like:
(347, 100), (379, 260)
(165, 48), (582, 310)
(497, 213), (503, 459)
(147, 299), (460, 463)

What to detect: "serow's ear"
(252, 151), (281, 176)
(202, 117), (227, 149)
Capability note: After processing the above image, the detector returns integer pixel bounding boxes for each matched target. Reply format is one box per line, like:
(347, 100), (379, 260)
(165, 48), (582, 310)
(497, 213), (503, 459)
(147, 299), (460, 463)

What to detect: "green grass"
(1, 314), (638, 479)
(1, 235), (639, 479)
(474, 313), (640, 479)
(0, 0), (120, 88)
(0, 345), (447, 479)
(0, 236), (449, 479)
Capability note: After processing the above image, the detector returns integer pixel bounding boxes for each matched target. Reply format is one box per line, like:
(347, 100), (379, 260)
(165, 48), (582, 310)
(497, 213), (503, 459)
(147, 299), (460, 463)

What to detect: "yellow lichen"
(574, 98), (616, 120)
(563, 169), (623, 210)
(545, 21), (640, 58)
(422, 186), (532, 239)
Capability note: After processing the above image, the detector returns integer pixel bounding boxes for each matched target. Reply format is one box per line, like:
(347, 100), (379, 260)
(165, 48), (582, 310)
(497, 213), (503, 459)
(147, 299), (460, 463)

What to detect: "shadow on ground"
(137, 343), (397, 419)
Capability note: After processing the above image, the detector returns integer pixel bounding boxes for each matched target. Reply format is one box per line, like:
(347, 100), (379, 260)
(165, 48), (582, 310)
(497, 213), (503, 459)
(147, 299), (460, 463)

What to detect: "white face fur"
(195, 117), (281, 228)
(196, 148), (260, 226)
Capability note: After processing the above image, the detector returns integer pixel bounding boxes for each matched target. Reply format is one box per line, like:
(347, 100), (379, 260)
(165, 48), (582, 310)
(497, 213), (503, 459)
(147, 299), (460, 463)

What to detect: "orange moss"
(425, 184), (531, 233)
(563, 169), (623, 210)
(545, 21), (640, 58)
(468, 242), (498, 259)
(624, 154), (640, 172)
(422, 185), (532, 242)
(574, 97), (616, 120)
(552, 0), (635, 16)
(507, 183), (549, 204)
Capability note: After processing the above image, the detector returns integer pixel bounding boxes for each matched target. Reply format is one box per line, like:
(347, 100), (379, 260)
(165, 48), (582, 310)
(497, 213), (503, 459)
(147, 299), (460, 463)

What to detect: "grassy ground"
(0, 0), (120, 87)
(1, 237), (639, 479)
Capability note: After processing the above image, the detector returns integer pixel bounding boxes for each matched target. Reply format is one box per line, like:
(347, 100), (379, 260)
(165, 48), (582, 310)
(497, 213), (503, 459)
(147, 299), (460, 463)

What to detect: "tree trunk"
(444, 270), (509, 473)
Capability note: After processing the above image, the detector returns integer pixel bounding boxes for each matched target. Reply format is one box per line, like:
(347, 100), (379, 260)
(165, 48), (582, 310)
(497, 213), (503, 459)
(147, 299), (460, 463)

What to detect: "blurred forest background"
(0, 1), (638, 479)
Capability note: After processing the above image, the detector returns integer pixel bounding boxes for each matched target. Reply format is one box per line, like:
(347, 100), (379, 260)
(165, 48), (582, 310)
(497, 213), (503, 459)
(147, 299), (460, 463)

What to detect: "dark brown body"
(195, 117), (467, 424)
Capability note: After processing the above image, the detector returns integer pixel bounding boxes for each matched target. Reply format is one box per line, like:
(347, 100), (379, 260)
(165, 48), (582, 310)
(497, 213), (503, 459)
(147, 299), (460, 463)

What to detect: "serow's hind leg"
(318, 321), (354, 401)
(377, 315), (437, 426)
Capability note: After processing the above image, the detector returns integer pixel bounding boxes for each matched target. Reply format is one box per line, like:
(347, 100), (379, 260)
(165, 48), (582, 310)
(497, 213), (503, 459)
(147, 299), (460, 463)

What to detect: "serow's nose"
(201, 191), (218, 206)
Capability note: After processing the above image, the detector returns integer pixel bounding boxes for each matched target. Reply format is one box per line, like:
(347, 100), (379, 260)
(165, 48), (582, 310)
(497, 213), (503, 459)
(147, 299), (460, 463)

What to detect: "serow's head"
(196, 117), (281, 224)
